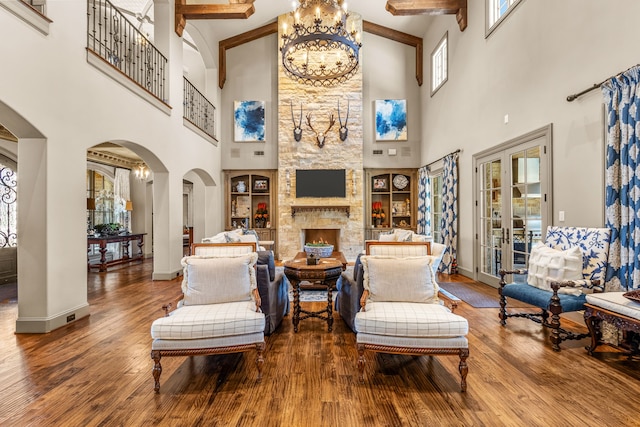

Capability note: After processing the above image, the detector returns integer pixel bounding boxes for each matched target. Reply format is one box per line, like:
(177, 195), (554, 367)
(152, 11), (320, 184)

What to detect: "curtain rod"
(566, 64), (639, 102)
(424, 149), (461, 170)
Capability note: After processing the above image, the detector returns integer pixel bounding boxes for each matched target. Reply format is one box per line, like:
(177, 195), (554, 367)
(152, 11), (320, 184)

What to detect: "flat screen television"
(296, 169), (346, 198)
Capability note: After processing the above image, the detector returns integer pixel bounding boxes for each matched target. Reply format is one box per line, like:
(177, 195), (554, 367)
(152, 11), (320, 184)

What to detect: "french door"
(475, 126), (552, 287)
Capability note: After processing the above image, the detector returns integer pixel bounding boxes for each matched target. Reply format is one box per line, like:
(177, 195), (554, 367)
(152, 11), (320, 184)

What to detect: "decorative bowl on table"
(303, 243), (334, 258)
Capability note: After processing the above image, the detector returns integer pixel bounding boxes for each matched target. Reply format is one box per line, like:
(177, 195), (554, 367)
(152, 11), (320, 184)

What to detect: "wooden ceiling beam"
(217, 20), (425, 89)
(175, 0), (256, 37)
(386, 0), (467, 31)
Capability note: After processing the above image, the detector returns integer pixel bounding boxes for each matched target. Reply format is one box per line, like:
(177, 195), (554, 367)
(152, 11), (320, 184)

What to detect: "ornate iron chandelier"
(280, 0), (361, 87)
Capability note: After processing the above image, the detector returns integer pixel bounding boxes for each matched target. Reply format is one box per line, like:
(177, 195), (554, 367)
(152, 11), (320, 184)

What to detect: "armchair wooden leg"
(255, 342), (265, 382)
(498, 276), (508, 326)
(151, 350), (162, 393)
(458, 348), (469, 392)
(549, 292), (563, 352)
(357, 343), (366, 382)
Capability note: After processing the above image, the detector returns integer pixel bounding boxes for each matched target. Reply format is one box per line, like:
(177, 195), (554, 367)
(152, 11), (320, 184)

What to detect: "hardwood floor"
(1, 260), (638, 426)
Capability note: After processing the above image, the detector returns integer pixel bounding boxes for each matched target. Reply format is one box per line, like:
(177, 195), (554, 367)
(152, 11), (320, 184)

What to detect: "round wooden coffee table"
(283, 258), (343, 332)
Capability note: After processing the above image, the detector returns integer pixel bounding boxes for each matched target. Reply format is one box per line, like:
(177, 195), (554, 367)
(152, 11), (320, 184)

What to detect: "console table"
(88, 233), (146, 272)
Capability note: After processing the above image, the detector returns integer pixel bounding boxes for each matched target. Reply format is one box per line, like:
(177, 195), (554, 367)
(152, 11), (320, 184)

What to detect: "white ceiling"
(112, 0), (435, 53)
(191, 0), (432, 42)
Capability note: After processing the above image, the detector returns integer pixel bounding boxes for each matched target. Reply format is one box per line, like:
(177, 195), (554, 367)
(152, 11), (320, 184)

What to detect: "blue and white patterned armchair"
(499, 226), (611, 351)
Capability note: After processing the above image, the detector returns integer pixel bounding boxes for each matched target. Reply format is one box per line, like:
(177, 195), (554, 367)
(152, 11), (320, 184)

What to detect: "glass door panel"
(508, 146), (542, 283)
(478, 158), (503, 284)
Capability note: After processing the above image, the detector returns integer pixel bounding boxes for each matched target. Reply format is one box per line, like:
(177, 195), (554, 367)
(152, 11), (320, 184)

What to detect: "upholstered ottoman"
(584, 292), (640, 356)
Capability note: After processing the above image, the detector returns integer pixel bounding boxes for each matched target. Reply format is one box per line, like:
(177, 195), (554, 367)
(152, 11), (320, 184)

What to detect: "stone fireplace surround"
(276, 13), (364, 262)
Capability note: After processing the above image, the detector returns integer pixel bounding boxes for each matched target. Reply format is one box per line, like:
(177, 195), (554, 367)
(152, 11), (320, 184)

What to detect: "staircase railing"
(87, 0), (167, 102)
(183, 77), (217, 140)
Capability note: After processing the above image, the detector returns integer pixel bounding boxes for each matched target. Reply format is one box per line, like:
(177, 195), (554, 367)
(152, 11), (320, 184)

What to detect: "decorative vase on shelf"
(236, 181), (246, 193)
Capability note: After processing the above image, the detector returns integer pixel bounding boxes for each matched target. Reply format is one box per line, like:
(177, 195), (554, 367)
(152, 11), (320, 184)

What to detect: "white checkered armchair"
(149, 243), (267, 393)
(353, 241), (469, 392)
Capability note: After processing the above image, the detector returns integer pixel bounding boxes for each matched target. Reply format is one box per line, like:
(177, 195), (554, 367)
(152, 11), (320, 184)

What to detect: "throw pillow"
(202, 232), (227, 244)
(527, 243), (583, 292)
(224, 232), (242, 243)
(243, 229), (260, 243)
(393, 229), (414, 242)
(411, 233), (430, 242)
(257, 250), (276, 281)
(378, 233), (397, 242)
(181, 253), (258, 305)
(361, 255), (439, 303)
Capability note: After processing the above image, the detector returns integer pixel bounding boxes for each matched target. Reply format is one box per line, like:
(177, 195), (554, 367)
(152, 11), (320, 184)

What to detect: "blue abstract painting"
(234, 100), (265, 141)
(375, 99), (407, 141)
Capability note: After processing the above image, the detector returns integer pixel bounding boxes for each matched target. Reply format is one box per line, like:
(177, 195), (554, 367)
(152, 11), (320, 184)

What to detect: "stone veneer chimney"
(277, 13), (364, 261)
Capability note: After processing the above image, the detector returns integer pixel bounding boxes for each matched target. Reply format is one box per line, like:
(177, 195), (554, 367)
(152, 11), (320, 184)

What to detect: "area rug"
(438, 281), (531, 309)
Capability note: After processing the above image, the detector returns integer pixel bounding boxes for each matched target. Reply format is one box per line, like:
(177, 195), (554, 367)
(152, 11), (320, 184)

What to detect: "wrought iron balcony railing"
(87, 0), (167, 102)
(183, 77), (217, 141)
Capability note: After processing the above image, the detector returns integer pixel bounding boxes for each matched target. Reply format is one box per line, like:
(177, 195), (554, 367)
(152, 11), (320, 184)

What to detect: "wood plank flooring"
(0, 260), (639, 426)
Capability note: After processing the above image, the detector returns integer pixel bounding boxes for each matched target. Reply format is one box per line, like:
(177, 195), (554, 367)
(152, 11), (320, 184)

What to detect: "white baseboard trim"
(152, 269), (182, 280)
(15, 303), (90, 333)
(456, 267), (473, 280)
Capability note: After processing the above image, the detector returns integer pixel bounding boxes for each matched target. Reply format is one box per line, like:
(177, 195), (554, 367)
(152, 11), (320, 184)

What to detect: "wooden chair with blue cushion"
(499, 226), (611, 351)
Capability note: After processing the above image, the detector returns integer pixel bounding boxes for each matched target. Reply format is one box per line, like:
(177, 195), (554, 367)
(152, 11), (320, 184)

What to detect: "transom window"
(431, 32), (448, 95)
(487, 0), (524, 34)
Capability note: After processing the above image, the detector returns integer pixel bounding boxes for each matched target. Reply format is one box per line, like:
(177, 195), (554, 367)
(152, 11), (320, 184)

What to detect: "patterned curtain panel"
(603, 65), (640, 291)
(417, 166), (431, 235)
(439, 152), (459, 274)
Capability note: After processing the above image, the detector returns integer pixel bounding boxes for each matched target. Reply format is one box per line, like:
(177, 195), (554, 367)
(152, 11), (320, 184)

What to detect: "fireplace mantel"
(291, 205), (351, 218)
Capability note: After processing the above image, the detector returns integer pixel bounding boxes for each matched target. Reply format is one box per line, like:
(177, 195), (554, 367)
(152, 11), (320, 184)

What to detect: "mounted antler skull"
(290, 100), (303, 142)
(338, 99), (350, 141)
(306, 112), (336, 148)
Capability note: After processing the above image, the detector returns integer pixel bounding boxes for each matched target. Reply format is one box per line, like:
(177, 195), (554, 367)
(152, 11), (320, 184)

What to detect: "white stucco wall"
(0, 3), (222, 331)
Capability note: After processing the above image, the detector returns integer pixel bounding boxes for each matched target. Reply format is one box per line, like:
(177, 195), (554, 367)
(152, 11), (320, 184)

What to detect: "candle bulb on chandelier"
(283, 22), (288, 36)
(315, 6), (320, 19)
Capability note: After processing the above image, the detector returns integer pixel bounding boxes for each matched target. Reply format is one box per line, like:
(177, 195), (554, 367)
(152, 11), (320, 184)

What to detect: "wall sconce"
(286, 170), (291, 195)
(351, 170), (357, 195)
(86, 197), (96, 210)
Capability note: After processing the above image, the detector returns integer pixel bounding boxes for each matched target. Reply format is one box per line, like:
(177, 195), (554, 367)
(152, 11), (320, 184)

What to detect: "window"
(431, 32), (448, 95)
(0, 158), (17, 248)
(87, 170), (114, 230)
(430, 173), (443, 243)
(487, 0), (524, 34)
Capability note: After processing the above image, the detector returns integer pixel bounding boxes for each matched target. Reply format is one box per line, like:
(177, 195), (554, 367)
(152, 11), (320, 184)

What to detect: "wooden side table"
(283, 258), (343, 332)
